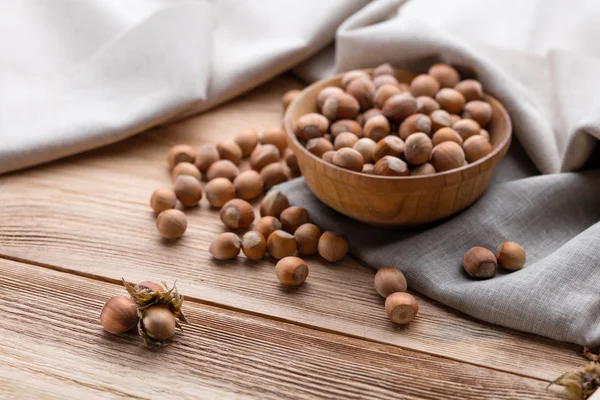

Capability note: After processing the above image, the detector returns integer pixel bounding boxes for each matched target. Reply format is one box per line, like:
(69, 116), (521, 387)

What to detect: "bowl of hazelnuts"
(284, 63), (512, 227)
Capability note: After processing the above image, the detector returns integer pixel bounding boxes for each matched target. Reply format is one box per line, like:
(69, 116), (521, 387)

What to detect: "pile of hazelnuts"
(293, 62), (494, 176)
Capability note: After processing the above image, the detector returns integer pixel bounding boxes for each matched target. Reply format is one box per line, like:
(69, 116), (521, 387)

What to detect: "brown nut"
(479, 129), (490, 141)
(233, 170), (264, 200)
(496, 242), (526, 271)
(260, 190), (290, 218)
(410, 163), (436, 176)
(382, 93), (417, 121)
(463, 247), (497, 279)
(171, 162), (201, 182)
(284, 148), (300, 176)
(385, 292), (419, 324)
(410, 74), (440, 97)
(241, 231), (267, 260)
(255, 216), (283, 240)
(260, 162), (288, 190)
(174, 175), (203, 207)
(306, 138), (334, 158)
(435, 88), (466, 114)
(206, 159), (239, 181)
(280, 206), (310, 234)
(429, 109), (452, 132)
(428, 63), (460, 88)
(363, 115), (391, 142)
(316, 86), (345, 110)
(333, 148), (364, 172)
(454, 79), (483, 102)
(168, 144), (196, 168)
(373, 63), (394, 77)
(452, 118), (481, 141)
(295, 113), (330, 140)
(318, 231), (349, 262)
(463, 135), (493, 163)
(234, 128), (259, 157)
(373, 156), (409, 176)
(399, 113), (432, 139)
(267, 230), (297, 259)
(373, 74), (400, 89)
(322, 150), (336, 164)
(404, 133), (433, 165)
(372, 136), (405, 162)
(100, 296), (139, 334)
(209, 232), (241, 260)
(341, 70), (370, 88)
(362, 163), (375, 174)
(374, 267), (407, 298)
(220, 198), (255, 229)
(205, 177), (236, 208)
(294, 223), (321, 255)
(462, 101), (492, 127)
(416, 96), (440, 115)
(374, 84), (402, 109)
(430, 141), (465, 172)
(346, 77), (376, 110)
(360, 108), (384, 127)
(353, 137), (377, 163)
(322, 93), (360, 121)
(250, 144), (280, 172)
(275, 256), (309, 286)
(330, 119), (363, 137)
(217, 140), (243, 165)
(156, 209), (187, 239)
(282, 90), (301, 112)
(195, 143), (220, 172)
(150, 188), (177, 213)
(260, 128), (288, 154)
(142, 306), (176, 341)
(431, 127), (464, 147)
(334, 132), (359, 150)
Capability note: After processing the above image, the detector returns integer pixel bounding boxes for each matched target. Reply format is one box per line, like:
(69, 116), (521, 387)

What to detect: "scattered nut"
(168, 144), (196, 168)
(373, 156), (409, 176)
(241, 231), (267, 260)
(282, 90), (301, 112)
(463, 135), (493, 163)
(261, 128), (288, 154)
(250, 144), (280, 171)
(410, 74), (440, 97)
(171, 162), (201, 182)
(495, 242), (526, 271)
(174, 175), (203, 207)
(260, 162), (288, 190)
(206, 159), (239, 181)
(209, 232), (241, 260)
(333, 148), (364, 172)
(267, 230), (297, 259)
(428, 63), (460, 88)
(150, 188), (177, 213)
(385, 292), (419, 324)
(293, 223), (321, 255)
(372, 136), (405, 162)
(318, 231), (348, 262)
(255, 216), (283, 240)
(431, 127), (464, 147)
(156, 209), (187, 239)
(462, 100), (492, 127)
(220, 198), (255, 229)
(364, 115), (391, 142)
(217, 140), (243, 165)
(205, 178), (235, 208)
(463, 247), (497, 279)
(374, 267), (407, 298)
(260, 190), (290, 218)
(280, 206), (310, 234)
(399, 113), (432, 139)
(100, 296), (138, 334)
(195, 144), (220, 172)
(233, 170), (264, 200)
(234, 129), (259, 157)
(275, 256), (309, 286)
(454, 79), (483, 102)
(334, 132), (359, 150)
(430, 141), (465, 172)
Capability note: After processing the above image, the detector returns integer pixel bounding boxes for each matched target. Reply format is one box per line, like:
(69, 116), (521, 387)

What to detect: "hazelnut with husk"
(551, 361), (599, 400)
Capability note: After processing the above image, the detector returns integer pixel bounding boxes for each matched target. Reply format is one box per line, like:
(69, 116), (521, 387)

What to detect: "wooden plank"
(0, 75), (581, 382)
(0, 258), (570, 399)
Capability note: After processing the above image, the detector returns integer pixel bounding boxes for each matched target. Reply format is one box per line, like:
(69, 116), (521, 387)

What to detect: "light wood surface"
(0, 74), (581, 399)
(284, 70), (512, 227)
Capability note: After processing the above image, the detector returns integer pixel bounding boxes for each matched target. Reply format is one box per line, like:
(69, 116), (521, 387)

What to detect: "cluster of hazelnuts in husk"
(100, 281), (187, 346)
(292, 62), (494, 176)
(463, 241), (526, 279)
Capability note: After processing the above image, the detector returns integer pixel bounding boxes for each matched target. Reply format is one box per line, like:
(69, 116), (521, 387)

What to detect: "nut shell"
(333, 132), (359, 150)
(294, 223), (321, 255)
(205, 178), (235, 208)
(373, 156), (409, 176)
(168, 144), (196, 168)
(275, 256), (309, 286)
(430, 109), (452, 132)
(430, 141), (465, 172)
(260, 162), (288, 191)
(150, 188), (177, 213)
(374, 267), (407, 298)
(353, 138), (376, 164)
(410, 74), (440, 97)
(241, 231), (267, 260)
(341, 70), (370, 88)
(255, 216), (283, 240)
(195, 144), (220, 172)
(364, 115), (390, 142)
(156, 209), (187, 239)
(462, 101), (492, 127)
(431, 127), (463, 147)
(296, 113), (329, 141)
(410, 163), (436, 176)
(206, 159), (239, 181)
(346, 77), (375, 110)
(330, 119), (363, 137)
(174, 175), (203, 207)
(260, 190), (290, 218)
(463, 135), (493, 163)
(217, 140), (243, 165)
(372, 136), (405, 162)
(463, 247), (497, 279)
(233, 170), (264, 200)
(142, 306), (176, 341)
(399, 113), (432, 139)
(404, 133), (432, 166)
(261, 128), (288, 154)
(317, 86), (345, 110)
(209, 232), (241, 260)
(333, 148), (364, 172)
(428, 63), (460, 88)
(374, 84), (402, 109)
(317, 231), (348, 262)
(385, 292), (419, 324)
(373, 74), (400, 89)
(322, 93), (360, 121)
(373, 63), (394, 77)
(220, 199), (255, 229)
(453, 118), (481, 141)
(100, 295), (138, 334)
(416, 96), (440, 115)
(250, 144), (280, 172)
(321, 150), (336, 164)
(234, 129), (259, 157)
(382, 93), (417, 121)
(306, 138), (334, 158)
(171, 162), (201, 182)
(280, 206), (310, 234)
(496, 242), (526, 271)
(267, 230), (297, 259)
(435, 88), (466, 114)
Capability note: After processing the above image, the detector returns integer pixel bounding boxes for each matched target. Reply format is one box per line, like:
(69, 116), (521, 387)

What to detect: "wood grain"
(0, 258), (570, 400)
(0, 75), (580, 384)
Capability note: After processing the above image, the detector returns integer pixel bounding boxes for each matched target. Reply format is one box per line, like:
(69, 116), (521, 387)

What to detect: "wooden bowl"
(284, 69), (512, 228)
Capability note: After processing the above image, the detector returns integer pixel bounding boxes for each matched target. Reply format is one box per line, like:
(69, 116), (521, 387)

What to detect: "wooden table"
(0, 75), (582, 399)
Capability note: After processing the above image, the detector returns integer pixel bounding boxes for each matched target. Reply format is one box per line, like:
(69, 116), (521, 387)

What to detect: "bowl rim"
(284, 69), (512, 182)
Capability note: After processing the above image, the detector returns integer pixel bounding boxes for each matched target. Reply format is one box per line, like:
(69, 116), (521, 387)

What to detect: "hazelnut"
(195, 143), (220, 172)
(260, 190), (290, 218)
(462, 101), (492, 127)
(217, 140), (243, 165)
(205, 177), (235, 208)
(428, 63), (460, 88)
(334, 132), (359, 150)
(341, 70), (370, 88)
(142, 306), (176, 341)
(280, 206), (310, 234)
(496, 242), (526, 271)
(275, 256), (309, 286)
(463, 247), (497, 279)
(374, 267), (407, 298)
(100, 295), (138, 334)
(322, 150), (336, 164)
(398, 113), (432, 139)
(463, 135), (493, 163)
(372, 136), (405, 162)
(330, 119), (363, 137)
(267, 230), (297, 259)
(373, 156), (409, 176)
(410, 163), (436, 176)
(294, 223), (321, 255)
(296, 113), (329, 140)
(404, 133), (433, 165)
(362, 163), (375, 174)
(250, 144), (280, 171)
(209, 232), (241, 260)
(318, 231), (349, 262)
(171, 162), (201, 182)
(220, 198), (255, 229)
(385, 292), (419, 324)
(260, 128), (288, 154)
(430, 141), (465, 172)
(373, 74), (400, 89)
(479, 129), (490, 141)
(346, 77), (376, 110)
(363, 115), (391, 142)
(233, 170), (264, 200)
(156, 209), (187, 239)
(260, 162), (288, 190)
(167, 144), (196, 168)
(134, 281), (165, 293)
(150, 188), (177, 213)
(382, 93), (417, 121)
(353, 138), (377, 163)
(435, 88), (466, 114)
(410, 74), (440, 97)
(241, 231), (267, 260)
(429, 109), (452, 131)
(206, 159), (239, 181)
(174, 175), (203, 207)
(431, 127), (463, 147)
(360, 108), (384, 126)
(450, 114), (461, 125)
(373, 63), (394, 77)
(234, 129), (259, 157)
(454, 79), (483, 102)
(316, 86), (345, 110)
(416, 96), (440, 115)
(453, 118), (481, 141)
(284, 148), (300, 176)
(255, 216), (283, 240)
(333, 148), (364, 172)
(374, 84), (402, 109)
(306, 138), (334, 158)
(322, 93), (360, 121)
(282, 89), (301, 112)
